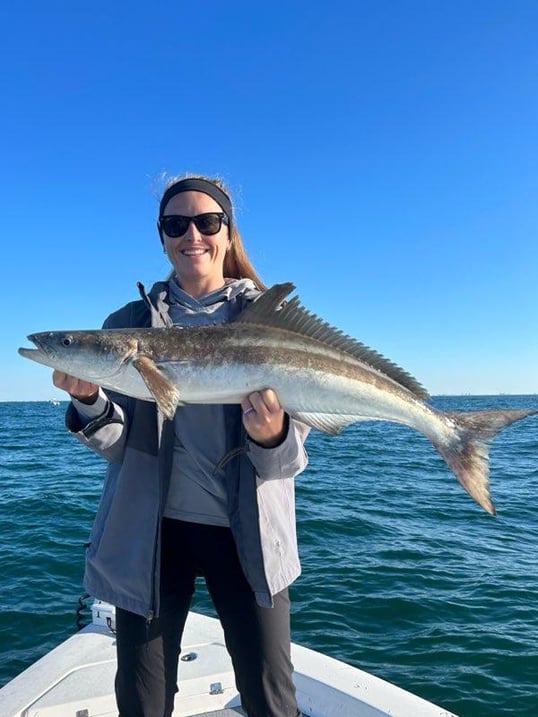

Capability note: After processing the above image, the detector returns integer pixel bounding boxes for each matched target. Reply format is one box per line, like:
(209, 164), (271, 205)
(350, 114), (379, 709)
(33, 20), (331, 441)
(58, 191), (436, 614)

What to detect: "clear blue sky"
(2, 0), (537, 400)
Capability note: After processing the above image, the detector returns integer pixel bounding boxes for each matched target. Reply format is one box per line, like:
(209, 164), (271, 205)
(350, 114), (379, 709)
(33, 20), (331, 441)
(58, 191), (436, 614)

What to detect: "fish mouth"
(18, 346), (39, 358)
(18, 333), (50, 359)
(18, 331), (136, 379)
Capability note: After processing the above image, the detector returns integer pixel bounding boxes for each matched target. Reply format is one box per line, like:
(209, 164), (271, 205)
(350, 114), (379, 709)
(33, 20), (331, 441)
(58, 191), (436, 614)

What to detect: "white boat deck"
(0, 606), (457, 717)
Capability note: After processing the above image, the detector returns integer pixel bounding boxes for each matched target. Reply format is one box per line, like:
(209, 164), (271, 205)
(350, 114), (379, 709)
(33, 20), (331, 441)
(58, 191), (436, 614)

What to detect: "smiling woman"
(158, 175), (267, 294)
(159, 190), (232, 298)
(40, 174), (310, 717)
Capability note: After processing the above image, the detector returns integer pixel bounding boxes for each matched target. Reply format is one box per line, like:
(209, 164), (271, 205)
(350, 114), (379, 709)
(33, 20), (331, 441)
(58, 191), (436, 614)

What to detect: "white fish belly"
(99, 363), (156, 401)
(160, 360), (446, 436)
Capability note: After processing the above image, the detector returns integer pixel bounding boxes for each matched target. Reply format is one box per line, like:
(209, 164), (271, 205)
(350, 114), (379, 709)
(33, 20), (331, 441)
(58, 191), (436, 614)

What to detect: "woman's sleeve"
(247, 417), (310, 481)
(65, 388), (132, 463)
(63, 307), (136, 463)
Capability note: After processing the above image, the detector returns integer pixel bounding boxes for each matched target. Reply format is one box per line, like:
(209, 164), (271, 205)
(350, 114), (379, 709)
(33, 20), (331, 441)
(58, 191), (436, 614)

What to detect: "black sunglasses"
(159, 212), (229, 238)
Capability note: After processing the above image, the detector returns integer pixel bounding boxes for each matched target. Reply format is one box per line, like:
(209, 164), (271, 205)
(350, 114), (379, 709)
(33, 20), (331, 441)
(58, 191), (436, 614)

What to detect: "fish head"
(18, 329), (138, 382)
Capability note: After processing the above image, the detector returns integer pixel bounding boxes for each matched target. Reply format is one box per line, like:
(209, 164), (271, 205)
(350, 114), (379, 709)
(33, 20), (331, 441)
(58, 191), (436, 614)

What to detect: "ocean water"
(0, 396), (537, 717)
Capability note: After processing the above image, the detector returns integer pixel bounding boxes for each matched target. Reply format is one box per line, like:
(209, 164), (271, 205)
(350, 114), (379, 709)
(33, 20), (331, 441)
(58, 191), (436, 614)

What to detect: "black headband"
(159, 178), (233, 220)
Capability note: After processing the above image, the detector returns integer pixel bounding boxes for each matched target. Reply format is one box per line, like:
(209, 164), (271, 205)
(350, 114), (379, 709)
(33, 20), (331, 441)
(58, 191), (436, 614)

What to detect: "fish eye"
(62, 336), (73, 347)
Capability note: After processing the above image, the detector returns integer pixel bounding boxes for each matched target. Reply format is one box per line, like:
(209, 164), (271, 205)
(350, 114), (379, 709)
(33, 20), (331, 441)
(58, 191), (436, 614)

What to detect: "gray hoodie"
(66, 279), (310, 617)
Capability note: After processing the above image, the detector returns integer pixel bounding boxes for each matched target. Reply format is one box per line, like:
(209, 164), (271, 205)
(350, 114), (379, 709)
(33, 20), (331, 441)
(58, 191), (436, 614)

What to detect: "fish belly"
(161, 360), (444, 434)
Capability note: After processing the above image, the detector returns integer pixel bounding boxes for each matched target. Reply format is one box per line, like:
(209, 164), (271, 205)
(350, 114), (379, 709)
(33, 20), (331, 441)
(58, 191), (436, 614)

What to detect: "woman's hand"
(241, 388), (287, 448)
(52, 370), (99, 404)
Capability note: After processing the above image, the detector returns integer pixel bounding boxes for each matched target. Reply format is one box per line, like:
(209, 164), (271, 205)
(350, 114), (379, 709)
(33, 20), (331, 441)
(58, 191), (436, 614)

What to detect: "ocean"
(1, 396), (537, 716)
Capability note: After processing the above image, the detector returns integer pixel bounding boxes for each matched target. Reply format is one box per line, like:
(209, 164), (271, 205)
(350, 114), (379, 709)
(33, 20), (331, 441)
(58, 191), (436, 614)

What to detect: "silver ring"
(243, 406), (255, 416)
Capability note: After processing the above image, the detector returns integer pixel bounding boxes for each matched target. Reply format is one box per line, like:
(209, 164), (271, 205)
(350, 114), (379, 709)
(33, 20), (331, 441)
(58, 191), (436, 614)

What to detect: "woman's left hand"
(241, 389), (287, 448)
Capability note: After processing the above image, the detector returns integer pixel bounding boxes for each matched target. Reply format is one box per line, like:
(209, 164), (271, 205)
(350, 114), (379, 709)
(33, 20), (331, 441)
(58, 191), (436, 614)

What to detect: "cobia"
(19, 282), (536, 515)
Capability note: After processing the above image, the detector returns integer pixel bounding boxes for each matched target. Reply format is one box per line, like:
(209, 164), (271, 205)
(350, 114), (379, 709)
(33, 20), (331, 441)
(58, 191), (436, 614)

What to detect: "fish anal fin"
(293, 411), (364, 435)
(133, 355), (180, 420)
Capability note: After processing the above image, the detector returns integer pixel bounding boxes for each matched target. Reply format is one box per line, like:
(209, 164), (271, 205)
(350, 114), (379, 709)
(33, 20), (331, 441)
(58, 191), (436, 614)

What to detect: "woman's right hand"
(52, 370), (99, 404)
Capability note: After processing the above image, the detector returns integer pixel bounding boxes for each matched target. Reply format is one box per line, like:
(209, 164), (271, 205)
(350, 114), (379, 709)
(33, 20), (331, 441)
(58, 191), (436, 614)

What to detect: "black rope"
(75, 592), (91, 631)
(213, 443), (249, 473)
(106, 615), (117, 634)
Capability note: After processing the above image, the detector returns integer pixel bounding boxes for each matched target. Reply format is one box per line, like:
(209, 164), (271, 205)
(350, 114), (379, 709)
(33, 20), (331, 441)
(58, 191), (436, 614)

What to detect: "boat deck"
(0, 608), (457, 717)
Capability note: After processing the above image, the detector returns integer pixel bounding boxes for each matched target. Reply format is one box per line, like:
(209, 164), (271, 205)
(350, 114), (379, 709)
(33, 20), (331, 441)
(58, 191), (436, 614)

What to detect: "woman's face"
(161, 190), (230, 297)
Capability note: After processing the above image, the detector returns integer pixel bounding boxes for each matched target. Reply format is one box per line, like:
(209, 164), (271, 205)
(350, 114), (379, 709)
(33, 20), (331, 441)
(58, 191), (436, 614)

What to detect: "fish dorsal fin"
(234, 283), (429, 400)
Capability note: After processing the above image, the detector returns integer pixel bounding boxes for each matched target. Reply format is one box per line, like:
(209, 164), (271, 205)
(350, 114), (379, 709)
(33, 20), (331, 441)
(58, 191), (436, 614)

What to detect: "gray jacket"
(66, 280), (310, 617)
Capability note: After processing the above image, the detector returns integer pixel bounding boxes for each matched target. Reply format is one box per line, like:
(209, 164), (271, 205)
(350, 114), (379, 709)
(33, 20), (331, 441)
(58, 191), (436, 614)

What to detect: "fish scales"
(18, 282), (537, 515)
(135, 324), (429, 427)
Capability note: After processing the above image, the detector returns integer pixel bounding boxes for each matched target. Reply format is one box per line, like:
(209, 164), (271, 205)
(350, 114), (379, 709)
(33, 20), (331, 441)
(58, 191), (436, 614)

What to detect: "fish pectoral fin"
(293, 412), (362, 435)
(133, 356), (180, 420)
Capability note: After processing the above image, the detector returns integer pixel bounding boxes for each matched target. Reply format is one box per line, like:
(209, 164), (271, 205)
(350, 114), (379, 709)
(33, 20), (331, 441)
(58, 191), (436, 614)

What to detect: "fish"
(19, 282), (536, 515)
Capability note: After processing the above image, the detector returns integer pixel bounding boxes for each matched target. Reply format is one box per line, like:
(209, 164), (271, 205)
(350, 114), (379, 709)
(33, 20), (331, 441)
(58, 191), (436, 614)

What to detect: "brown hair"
(160, 174), (267, 291)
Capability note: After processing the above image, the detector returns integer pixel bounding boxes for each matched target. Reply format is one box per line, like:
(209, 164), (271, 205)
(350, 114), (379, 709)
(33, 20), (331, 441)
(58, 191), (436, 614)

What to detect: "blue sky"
(2, 0), (537, 400)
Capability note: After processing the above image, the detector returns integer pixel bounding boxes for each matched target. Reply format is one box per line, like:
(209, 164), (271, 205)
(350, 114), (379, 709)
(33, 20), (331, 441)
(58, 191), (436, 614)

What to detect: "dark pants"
(115, 519), (300, 717)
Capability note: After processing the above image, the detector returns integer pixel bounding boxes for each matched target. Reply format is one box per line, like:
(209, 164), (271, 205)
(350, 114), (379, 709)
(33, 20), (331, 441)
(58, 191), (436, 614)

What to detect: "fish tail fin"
(433, 408), (537, 515)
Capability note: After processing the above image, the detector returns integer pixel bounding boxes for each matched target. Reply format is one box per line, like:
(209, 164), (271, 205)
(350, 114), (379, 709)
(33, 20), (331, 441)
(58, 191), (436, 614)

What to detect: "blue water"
(1, 397), (537, 716)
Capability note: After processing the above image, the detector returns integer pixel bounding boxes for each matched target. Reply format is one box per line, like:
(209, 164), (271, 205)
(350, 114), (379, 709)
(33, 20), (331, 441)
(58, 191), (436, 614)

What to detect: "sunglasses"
(159, 212), (229, 238)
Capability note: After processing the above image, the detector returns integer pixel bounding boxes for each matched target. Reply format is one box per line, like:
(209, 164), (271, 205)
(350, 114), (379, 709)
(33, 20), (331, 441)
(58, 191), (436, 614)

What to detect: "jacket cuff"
(247, 416), (307, 480)
(66, 394), (122, 437)
(80, 400), (122, 438)
(72, 390), (109, 420)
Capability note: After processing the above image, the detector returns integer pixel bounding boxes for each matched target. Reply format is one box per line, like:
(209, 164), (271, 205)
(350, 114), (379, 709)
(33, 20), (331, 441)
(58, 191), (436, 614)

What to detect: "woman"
(53, 175), (309, 717)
